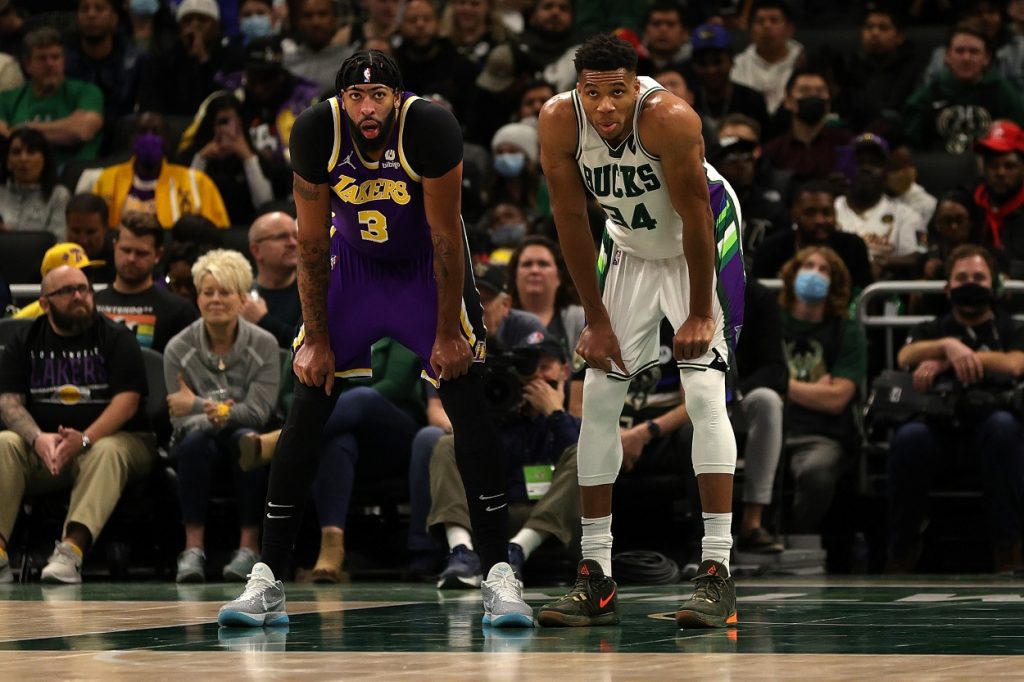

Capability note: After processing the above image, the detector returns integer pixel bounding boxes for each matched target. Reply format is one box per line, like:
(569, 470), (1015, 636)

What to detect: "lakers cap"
(40, 243), (105, 277)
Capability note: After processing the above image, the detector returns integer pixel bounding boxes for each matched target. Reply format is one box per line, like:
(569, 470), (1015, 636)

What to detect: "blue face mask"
(129, 0), (160, 16)
(794, 270), (830, 303)
(240, 15), (274, 40)
(491, 222), (526, 248)
(494, 152), (525, 178)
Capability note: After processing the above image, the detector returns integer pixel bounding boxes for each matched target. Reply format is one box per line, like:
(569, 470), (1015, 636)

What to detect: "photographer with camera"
(429, 331), (582, 588)
(406, 264), (552, 577)
(889, 244), (1024, 573)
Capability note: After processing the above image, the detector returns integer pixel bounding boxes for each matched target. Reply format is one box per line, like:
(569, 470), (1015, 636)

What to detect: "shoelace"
(562, 574), (595, 602)
(486, 570), (521, 599)
(238, 572), (277, 601)
(53, 542), (80, 565)
(690, 572), (726, 603)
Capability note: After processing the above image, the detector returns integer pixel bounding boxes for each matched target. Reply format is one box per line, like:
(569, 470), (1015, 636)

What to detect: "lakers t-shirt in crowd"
(0, 314), (148, 433)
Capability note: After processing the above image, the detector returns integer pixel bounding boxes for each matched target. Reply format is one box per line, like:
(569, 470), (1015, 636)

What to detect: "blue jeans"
(889, 410), (1024, 553)
(407, 425), (446, 553)
(312, 387), (419, 528)
(172, 427), (267, 526)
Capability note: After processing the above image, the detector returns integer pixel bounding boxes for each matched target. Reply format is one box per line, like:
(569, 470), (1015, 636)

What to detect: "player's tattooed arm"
(0, 393), (42, 447)
(297, 223), (330, 337)
(292, 172), (332, 339)
(293, 175), (320, 201)
(423, 163), (466, 339)
(431, 233), (459, 331)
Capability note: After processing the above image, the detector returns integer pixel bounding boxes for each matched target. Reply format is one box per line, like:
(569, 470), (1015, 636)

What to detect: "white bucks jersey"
(572, 76), (722, 260)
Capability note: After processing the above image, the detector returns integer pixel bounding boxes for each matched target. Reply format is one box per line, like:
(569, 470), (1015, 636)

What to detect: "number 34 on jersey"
(582, 161), (662, 231)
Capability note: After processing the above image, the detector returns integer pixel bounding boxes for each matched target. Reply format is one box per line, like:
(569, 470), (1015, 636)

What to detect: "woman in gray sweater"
(163, 249), (281, 583)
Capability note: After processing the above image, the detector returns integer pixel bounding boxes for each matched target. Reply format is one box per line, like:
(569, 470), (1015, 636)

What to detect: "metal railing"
(10, 283), (108, 299)
(857, 280), (1024, 369)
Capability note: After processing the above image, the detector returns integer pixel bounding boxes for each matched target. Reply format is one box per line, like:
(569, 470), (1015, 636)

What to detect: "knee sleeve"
(681, 368), (737, 476)
(577, 370), (630, 486)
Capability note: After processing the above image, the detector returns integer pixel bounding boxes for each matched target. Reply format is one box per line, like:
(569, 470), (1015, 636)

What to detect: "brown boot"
(238, 430), (281, 471)
(312, 529), (346, 583)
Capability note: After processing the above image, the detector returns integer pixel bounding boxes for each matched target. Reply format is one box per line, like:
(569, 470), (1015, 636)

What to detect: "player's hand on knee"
(577, 322), (626, 375)
(674, 315), (714, 360)
(294, 339), (336, 395)
(431, 334), (472, 381)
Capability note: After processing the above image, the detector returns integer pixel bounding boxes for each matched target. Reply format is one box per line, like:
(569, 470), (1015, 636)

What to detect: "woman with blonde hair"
(163, 249), (281, 583)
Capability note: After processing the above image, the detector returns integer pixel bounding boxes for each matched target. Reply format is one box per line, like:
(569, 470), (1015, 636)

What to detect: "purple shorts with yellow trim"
(294, 236), (486, 383)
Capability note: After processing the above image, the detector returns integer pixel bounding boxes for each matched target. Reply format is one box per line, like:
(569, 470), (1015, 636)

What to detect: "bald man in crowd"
(243, 211), (301, 348)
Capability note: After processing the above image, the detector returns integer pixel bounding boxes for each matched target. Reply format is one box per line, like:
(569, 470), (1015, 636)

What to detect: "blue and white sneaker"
(437, 544), (482, 590)
(218, 562), (289, 627)
(481, 562), (534, 628)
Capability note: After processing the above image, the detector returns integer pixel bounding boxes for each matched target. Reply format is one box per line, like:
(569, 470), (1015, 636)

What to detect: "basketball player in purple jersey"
(219, 51), (534, 629)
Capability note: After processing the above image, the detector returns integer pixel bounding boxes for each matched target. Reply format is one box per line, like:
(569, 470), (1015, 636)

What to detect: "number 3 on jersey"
(599, 202), (658, 231)
(359, 209), (389, 243)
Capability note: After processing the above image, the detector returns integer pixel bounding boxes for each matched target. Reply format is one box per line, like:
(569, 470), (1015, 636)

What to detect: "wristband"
(646, 420), (662, 440)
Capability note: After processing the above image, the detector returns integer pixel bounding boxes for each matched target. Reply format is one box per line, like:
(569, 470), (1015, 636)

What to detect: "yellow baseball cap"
(40, 243), (105, 277)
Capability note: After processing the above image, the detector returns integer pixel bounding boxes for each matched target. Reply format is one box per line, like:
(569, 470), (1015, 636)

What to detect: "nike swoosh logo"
(599, 589), (616, 609)
(478, 493), (503, 501)
(267, 502), (294, 508)
(485, 504), (507, 512)
(266, 514), (291, 519)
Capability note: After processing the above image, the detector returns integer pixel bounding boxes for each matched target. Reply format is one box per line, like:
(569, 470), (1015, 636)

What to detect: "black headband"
(336, 50), (403, 92)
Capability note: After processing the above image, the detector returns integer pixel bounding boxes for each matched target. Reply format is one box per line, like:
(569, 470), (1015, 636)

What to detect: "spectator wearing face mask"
(483, 201), (530, 264)
(486, 121), (548, 218)
(777, 246), (867, 536)
(762, 69), (853, 182)
(237, 0), (279, 44)
(89, 111), (229, 229)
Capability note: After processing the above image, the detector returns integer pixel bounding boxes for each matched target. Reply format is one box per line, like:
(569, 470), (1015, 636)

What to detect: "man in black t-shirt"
(94, 211), (199, 353)
(889, 245), (1024, 573)
(754, 180), (874, 293)
(0, 265), (152, 585)
(242, 211), (300, 349)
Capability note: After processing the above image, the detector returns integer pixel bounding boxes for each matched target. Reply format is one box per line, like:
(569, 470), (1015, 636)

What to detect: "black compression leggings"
(260, 367), (509, 578)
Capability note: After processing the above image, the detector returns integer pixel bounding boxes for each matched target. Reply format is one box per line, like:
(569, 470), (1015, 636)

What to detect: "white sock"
(445, 525), (473, 551)
(701, 512), (733, 571)
(580, 515), (613, 576)
(509, 527), (546, 558)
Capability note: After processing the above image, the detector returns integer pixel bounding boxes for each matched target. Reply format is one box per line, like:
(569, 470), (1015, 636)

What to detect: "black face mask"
(949, 282), (994, 309)
(795, 96), (828, 124)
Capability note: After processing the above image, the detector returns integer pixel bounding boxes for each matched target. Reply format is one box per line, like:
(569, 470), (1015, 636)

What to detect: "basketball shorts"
(594, 180), (745, 380)
(292, 234), (486, 384)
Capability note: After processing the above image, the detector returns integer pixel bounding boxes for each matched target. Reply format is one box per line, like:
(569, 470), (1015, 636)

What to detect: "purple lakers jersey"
(325, 92), (431, 261)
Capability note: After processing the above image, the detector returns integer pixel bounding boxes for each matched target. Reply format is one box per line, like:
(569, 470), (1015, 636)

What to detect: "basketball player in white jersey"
(536, 34), (746, 628)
